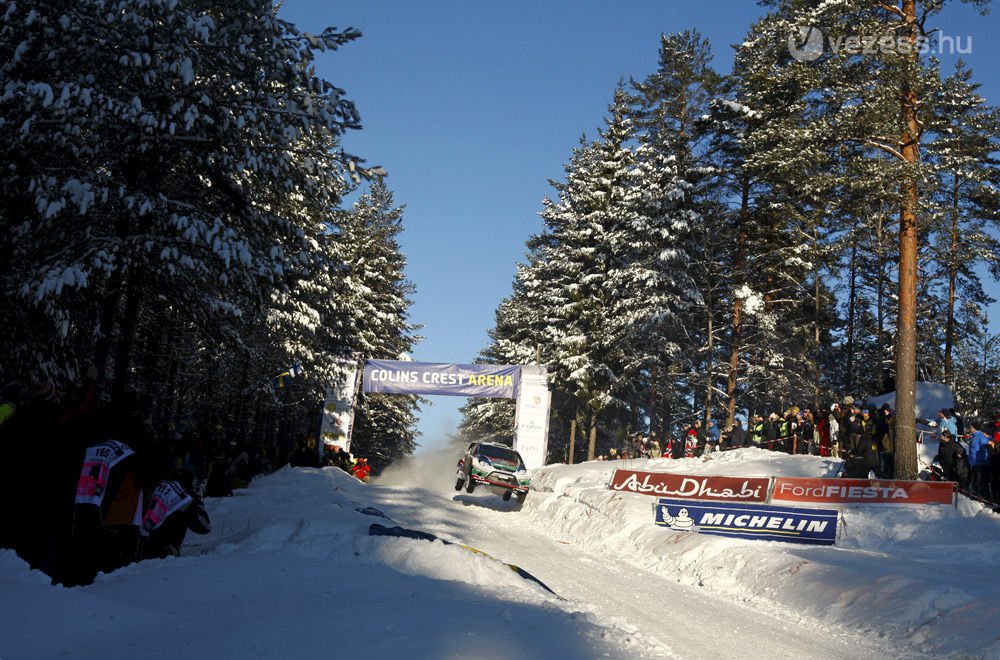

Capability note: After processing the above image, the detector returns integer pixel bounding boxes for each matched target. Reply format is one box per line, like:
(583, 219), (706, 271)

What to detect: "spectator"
(352, 457), (372, 482)
(289, 440), (317, 468)
(684, 425), (700, 458)
(778, 411), (796, 454)
(139, 470), (211, 560)
(705, 420), (721, 455)
(763, 413), (780, 451)
(325, 445), (352, 472)
(877, 405), (895, 479)
(65, 395), (159, 585)
(987, 434), (1000, 503)
(967, 422), (991, 498)
(933, 430), (964, 486)
(825, 404), (841, 457)
(951, 408), (965, 439)
(937, 409), (958, 439)
(845, 405), (864, 455)
(750, 415), (764, 447)
(799, 410), (815, 455)
(725, 419), (748, 450)
(648, 434), (661, 458)
(835, 403), (852, 457)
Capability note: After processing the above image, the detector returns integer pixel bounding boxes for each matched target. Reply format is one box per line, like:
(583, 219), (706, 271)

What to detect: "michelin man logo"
(661, 506), (697, 531)
(788, 26), (825, 62)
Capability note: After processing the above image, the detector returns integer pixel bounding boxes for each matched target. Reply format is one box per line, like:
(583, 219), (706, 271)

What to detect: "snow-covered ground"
(3, 444), (999, 659)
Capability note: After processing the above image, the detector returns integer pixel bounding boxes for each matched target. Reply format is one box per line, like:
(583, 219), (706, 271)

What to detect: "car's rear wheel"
(454, 476), (464, 491)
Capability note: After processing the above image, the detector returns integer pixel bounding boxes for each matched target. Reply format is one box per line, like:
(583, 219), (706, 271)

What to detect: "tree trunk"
(649, 364), (659, 438)
(587, 411), (598, 461)
(726, 176), (750, 427)
(568, 413), (577, 465)
(894, 0), (921, 481)
(705, 295), (714, 429)
(944, 178), (960, 386)
(111, 267), (144, 402)
(846, 235), (858, 394)
(813, 226), (822, 412)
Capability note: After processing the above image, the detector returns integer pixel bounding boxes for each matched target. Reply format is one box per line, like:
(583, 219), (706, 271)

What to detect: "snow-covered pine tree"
(0, 1), (374, 459)
(923, 61), (1000, 386)
(627, 31), (720, 431)
(698, 16), (834, 418)
(758, 0), (993, 477)
(332, 180), (420, 464)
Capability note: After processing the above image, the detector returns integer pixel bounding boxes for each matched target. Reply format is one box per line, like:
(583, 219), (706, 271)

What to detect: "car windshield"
(478, 445), (522, 467)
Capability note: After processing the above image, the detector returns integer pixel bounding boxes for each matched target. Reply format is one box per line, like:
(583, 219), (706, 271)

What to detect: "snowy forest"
(460, 0), (1000, 477)
(0, 1), (420, 468)
(2, 1), (999, 476)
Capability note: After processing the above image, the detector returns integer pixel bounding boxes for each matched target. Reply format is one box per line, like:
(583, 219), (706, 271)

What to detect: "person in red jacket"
(352, 457), (372, 483)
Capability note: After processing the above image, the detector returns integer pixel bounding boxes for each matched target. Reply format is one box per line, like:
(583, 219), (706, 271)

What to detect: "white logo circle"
(788, 26), (824, 62)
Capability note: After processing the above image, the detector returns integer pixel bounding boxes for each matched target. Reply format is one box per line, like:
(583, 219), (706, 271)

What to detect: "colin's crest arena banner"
(362, 360), (520, 398)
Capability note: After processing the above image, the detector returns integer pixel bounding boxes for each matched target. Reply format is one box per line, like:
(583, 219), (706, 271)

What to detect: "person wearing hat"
(845, 405), (864, 455)
(763, 413), (780, 451)
(750, 415), (764, 447)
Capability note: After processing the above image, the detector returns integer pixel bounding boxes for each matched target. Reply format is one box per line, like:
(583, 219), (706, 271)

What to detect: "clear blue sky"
(277, 1), (1000, 450)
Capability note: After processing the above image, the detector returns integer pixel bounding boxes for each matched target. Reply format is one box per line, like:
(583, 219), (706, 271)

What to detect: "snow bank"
(523, 450), (1000, 658)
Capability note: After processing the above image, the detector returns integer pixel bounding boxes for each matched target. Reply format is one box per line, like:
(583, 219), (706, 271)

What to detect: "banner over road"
(362, 360), (521, 398)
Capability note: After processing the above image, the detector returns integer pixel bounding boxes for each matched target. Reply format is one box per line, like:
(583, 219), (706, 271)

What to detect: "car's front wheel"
(502, 490), (512, 501)
(465, 472), (476, 493)
(454, 475), (464, 491)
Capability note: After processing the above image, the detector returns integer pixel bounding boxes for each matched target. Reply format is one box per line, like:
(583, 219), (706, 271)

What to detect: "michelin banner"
(362, 360), (520, 398)
(655, 498), (838, 545)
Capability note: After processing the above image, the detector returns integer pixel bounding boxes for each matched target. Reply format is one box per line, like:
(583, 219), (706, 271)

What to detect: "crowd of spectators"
(601, 398), (1000, 504)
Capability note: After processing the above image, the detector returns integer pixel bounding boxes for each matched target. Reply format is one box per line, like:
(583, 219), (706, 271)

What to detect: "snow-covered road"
(5, 446), (998, 659)
(369, 467), (909, 659)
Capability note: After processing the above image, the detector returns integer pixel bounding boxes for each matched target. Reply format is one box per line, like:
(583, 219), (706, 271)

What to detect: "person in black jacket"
(763, 413), (780, 451)
(934, 431), (964, 483)
(724, 419), (748, 450)
(139, 470), (211, 560)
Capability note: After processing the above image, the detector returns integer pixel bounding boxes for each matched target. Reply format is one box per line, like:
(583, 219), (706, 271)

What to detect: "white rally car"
(455, 441), (531, 501)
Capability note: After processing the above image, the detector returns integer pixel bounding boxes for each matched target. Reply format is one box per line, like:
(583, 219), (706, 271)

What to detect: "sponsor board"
(362, 360), (520, 398)
(655, 498), (838, 545)
(770, 477), (955, 506)
(610, 469), (770, 503)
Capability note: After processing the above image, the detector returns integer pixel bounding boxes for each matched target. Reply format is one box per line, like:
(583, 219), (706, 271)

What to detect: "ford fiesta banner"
(609, 469), (770, 503)
(362, 360), (520, 398)
(770, 477), (956, 506)
(655, 498), (838, 545)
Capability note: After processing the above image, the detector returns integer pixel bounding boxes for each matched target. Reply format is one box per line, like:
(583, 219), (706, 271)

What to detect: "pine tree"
(334, 180), (420, 464)
(924, 61), (1000, 385)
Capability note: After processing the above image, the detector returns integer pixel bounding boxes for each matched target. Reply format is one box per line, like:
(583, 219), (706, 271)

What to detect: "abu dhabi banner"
(362, 360), (520, 398)
(609, 470), (770, 503)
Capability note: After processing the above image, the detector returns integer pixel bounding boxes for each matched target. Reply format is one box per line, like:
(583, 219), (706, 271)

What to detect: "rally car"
(455, 441), (531, 501)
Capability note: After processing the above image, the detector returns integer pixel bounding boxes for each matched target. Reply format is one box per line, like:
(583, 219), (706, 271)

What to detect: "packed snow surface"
(3, 446), (999, 659)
